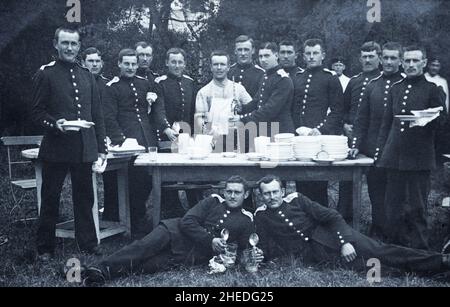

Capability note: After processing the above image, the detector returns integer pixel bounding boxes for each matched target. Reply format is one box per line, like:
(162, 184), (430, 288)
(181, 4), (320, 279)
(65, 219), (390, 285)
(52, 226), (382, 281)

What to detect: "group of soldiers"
(31, 26), (450, 284)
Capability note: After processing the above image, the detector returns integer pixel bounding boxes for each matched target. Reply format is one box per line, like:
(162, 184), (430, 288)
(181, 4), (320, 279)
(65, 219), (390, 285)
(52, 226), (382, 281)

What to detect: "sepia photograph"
(0, 0), (449, 292)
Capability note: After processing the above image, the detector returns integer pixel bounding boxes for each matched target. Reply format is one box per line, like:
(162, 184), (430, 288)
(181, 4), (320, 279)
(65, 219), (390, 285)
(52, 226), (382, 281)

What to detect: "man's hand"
(164, 128), (179, 142)
(341, 243), (357, 262)
(98, 153), (107, 163)
(343, 124), (353, 138)
(234, 101), (243, 114)
(56, 118), (67, 132)
(348, 148), (359, 159)
(308, 128), (322, 136)
(250, 247), (264, 264)
(212, 238), (227, 253)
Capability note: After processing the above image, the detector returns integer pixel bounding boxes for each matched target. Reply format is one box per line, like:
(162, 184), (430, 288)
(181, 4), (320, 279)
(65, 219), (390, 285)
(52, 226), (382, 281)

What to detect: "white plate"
(313, 158), (335, 164)
(411, 110), (440, 117)
(189, 154), (209, 160)
(246, 153), (263, 161)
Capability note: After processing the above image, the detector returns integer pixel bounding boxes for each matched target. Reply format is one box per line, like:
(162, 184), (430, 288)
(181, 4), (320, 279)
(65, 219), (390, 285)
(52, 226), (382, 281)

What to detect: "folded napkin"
(410, 107), (443, 128)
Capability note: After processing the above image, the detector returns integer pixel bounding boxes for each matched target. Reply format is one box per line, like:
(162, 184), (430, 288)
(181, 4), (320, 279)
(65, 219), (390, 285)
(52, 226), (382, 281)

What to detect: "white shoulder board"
(323, 68), (336, 75)
(155, 75), (167, 84)
(350, 72), (362, 79)
(106, 76), (120, 87)
(183, 74), (194, 81)
(401, 72), (407, 78)
(40, 61), (56, 71)
(211, 194), (225, 203)
(254, 204), (267, 215)
(277, 69), (289, 78)
(283, 192), (299, 203)
(241, 209), (254, 222)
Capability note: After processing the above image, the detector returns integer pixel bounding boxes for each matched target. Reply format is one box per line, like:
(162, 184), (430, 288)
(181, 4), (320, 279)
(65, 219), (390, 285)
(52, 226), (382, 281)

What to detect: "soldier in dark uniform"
(153, 48), (199, 208)
(103, 49), (158, 239)
(349, 42), (405, 239)
(228, 35), (265, 98)
(81, 47), (120, 222)
(31, 27), (107, 259)
(135, 41), (159, 83)
(278, 40), (304, 77)
(291, 39), (344, 207)
(237, 42), (295, 137)
(376, 45), (447, 249)
(81, 176), (255, 286)
(255, 175), (450, 277)
(153, 48), (196, 148)
(338, 42), (382, 223)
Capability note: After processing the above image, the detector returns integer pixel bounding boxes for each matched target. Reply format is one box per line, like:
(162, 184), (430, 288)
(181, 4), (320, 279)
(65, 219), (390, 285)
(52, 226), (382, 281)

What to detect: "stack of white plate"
(320, 135), (349, 161)
(274, 133), (295, 144)
(266, 143), (293, 161)
(292, 136), (322, 161)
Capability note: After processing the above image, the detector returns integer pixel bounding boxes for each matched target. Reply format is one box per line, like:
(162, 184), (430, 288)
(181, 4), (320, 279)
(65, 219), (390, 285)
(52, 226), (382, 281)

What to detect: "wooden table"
(22, 148), (132, 241)
(135, 153), (374, 231)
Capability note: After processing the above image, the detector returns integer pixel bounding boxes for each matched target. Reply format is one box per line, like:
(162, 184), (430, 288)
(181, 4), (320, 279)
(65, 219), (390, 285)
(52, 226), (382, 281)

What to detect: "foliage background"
(0, 0), (449, 138)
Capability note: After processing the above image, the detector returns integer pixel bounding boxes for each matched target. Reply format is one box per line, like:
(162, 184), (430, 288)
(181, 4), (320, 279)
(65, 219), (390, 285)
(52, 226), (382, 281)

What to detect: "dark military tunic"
(343, 69), (381, 126)
(291, 66), (344, 135)
(95, 74), (109, 101)
(103, 75), (157, 147)
(228, 63), (265, 98)
(375, 74), (446, 249)
(100, 195), (255, 277)
(239, 66), (295, 135)
(153, 73), (196, 142)
(376, 74), (446, 170)
(352, 71), (405, 157)
(31, 59), (107, 254)
(255, 193), (445, 273)
(32, 60), (107, 163)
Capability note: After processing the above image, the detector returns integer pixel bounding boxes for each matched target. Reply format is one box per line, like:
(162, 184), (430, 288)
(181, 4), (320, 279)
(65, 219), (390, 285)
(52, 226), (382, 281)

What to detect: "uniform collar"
(405, 73), (425, 84)
(119, 75), (135, 82)
(56, 59), (77, 69)
(382, 70), (402, 80)
(283, 66), (300, 75)
(168, 72), (183, 81)
(237, 62), (253, 69)
(306, 65), (323, 73)
(362, 68), (381, 79)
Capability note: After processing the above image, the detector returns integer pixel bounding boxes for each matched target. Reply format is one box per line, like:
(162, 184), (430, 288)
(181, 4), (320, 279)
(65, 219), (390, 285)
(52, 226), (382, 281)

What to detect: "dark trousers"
(296, 181), (329, 207)
(367, 167), (388, 237)
(129, 165), (153, 239)
(337, 167), (387, 230)
(384, 170), (431, 250)
(101, 224), (182, 278)
(102, 162), (152, 238)
(37, 161), (97, 254)
(309, 231), (443, 274)
(102, 170), (119, 222)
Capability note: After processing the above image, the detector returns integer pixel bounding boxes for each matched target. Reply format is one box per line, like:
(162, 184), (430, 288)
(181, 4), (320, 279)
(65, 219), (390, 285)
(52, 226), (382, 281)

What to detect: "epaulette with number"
(39, 61), (56, 71)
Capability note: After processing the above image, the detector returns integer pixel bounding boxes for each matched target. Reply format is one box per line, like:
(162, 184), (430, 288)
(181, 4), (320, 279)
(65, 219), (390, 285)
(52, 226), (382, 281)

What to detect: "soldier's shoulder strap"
(211, 194), (226, 203)
(39, 61), (56, 71)
(230, 63), (237, 68)
(106, 76), (120, 87)
(241, 208), (254, 222)
(254, 64), (265, 72)
(401, 72), (407, 78)
(155, 75), (168, 84)
(254, 204), (267, 215)
(277, 69), (289, 78)
(323, 68), (336, 75)
(183, 74), (194, 81)
(283, 192), (299, 203)
(136, 75), (147, 80)
(350, 72), (362, 79)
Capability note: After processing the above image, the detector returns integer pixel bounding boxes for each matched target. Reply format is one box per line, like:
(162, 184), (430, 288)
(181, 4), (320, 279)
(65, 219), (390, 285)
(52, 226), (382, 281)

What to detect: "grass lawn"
(0, 147), (449, 287)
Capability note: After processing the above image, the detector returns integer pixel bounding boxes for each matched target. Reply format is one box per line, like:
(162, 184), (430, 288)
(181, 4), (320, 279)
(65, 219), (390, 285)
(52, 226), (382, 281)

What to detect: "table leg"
(92, 172), (100, 244)
(117, 165), (131, 237)
(151, 167), (162, 229)
(34, 161), (42, 216)
(352, 168), (363, 231)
